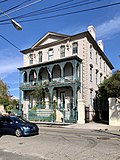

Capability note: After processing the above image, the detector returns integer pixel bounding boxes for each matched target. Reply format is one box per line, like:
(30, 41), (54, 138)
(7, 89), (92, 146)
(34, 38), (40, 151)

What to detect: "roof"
(20, 30), (114, 70)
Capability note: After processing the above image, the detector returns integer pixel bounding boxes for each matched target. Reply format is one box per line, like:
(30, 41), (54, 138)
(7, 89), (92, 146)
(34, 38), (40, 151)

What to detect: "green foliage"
(0, 79), (19, 113)
(52, 100), (57, 121)
(0, 80), (10, 106)
(31, 85), (47, 106)
(98, 70), (120, 99)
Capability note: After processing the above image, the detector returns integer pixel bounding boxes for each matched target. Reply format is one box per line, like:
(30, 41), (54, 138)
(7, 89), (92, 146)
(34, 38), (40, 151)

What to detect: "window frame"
(38, 51), (42, 62)
(48, 48), (53, 61)
(90, 65), (93, 82)
(90, 44), (92, 59)
(29, 54), (33, 64)
(72, 42), (78, 54)
(60, 45), (65, 58)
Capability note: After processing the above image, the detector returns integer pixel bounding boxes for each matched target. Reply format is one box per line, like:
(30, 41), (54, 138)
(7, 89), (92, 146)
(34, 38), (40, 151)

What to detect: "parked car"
(0, 115), (39, 137)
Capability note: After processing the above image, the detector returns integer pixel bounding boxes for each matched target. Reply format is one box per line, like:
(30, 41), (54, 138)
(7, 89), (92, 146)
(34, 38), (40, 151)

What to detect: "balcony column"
(36, 68), (39, 82)
(47, 65), (52, 82)
(72, 60), (77, 81)
(18, 71), (23, 117)
(60, 63), (64, 82)
(27, 69), (30, 83)
(72, 84), (77, 121)
(48, 87), (54, 122)
(48, 87), (53, 109)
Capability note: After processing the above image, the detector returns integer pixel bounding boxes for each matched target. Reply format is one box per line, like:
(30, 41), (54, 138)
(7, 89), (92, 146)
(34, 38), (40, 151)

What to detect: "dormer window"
(60, 45), (65, 58)
(29, 54), (33, 64)
(38, 51), (42, 62)
(72, 42), (78, 54)
(48, 48), (53, 61)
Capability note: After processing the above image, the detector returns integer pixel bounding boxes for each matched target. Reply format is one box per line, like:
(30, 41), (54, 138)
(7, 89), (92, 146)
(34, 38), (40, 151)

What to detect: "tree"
(0, 80), (10, 106)
(98, 70), (120, 99)
(93, 70), (120, 122)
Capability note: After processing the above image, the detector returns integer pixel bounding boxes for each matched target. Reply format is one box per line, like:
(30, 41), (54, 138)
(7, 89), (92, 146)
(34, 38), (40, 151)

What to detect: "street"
(0, 127), (120, 160)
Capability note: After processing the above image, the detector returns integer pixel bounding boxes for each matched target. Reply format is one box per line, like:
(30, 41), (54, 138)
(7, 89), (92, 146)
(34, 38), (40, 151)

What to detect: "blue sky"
(0, 0), (120, 98)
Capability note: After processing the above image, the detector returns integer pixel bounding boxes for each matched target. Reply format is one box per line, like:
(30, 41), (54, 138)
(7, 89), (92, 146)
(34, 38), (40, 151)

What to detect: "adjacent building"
(18, 25), (114, 123)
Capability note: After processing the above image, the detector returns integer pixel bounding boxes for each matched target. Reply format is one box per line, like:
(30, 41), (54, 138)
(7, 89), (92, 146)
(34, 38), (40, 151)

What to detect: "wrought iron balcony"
(20, 76), (80, 90)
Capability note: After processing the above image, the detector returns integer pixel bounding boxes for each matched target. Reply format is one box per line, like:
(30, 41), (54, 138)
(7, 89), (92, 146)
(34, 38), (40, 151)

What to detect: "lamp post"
(0, 9), (22, 30)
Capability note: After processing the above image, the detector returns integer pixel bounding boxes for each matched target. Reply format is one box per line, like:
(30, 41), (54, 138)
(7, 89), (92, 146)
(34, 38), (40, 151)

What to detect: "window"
(100, 73), (102, 83)
(96, 52), (98, 64)
(100, 57), (102, 68)
(104, 61), (106, 72)
(60, 45), (65, 58)
(29, 54), (33, 64)
(48, 48), (53, 60)
(72, 42), (78, 54)
(90, 65), (93, 82)
(90, 44), (92, 59)
(90, 89), (93, 106)
(38, 51), (42, 62)
(96, 70), (98, 85)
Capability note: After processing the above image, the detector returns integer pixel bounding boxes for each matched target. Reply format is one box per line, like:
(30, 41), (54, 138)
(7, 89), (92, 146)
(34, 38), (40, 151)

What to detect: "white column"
(77, 99), (85, 124)
(109, 97), (120, 126)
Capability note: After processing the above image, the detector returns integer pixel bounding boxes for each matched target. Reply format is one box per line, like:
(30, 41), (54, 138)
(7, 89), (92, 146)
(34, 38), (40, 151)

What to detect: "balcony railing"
(20, 76), (80, 90)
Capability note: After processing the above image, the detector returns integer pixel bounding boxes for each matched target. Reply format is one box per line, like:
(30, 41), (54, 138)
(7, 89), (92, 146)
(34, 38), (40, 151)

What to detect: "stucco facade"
(18, 26), (113, 123)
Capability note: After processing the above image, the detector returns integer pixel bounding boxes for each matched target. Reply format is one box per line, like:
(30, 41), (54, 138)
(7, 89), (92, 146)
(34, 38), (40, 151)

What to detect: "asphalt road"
(0, 127), (120, 160)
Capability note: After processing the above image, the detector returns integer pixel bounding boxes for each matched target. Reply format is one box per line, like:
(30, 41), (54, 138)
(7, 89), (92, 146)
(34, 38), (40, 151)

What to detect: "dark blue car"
(0, 115), (39, 137)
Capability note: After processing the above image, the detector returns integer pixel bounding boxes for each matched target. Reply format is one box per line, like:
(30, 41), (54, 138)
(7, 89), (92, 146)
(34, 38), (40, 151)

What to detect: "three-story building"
(18, 25), (114, 123)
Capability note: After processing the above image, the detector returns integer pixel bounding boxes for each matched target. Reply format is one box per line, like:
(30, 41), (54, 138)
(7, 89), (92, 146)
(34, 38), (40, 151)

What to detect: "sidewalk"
(65, 122), (119, 130)
(37, 121), (120, 135)
(64, 122), (120, 136)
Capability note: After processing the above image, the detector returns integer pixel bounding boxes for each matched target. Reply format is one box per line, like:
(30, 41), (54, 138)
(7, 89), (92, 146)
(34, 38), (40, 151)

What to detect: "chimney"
(88, 25), (96, 40)
(97, 40), (104, 51)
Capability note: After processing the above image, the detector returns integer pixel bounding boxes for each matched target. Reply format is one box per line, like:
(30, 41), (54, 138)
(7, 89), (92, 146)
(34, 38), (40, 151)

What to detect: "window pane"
(29, 54), (33, 64)
(60, 45), (65, 58)
(72, 42), (78, 54)
(38, 51), (42, 62)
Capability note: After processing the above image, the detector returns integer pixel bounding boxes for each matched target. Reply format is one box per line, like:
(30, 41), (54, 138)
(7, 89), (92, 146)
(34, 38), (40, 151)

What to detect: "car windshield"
(12, 117), (27, 124)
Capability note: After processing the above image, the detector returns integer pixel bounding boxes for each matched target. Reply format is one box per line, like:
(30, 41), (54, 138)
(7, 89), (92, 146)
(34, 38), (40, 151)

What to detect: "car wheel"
(15, 129), (22, 137)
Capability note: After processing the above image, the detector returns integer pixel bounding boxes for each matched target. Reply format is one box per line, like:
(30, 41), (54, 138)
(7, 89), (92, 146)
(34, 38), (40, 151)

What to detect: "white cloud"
(96, 16), (120, 39)
(0, 49), (23, 77)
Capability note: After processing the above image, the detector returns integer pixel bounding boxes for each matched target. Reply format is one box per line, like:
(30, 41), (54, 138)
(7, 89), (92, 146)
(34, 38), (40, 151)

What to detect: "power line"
(0, 34), (20, 50)
(0, 0), (8, 4)
(0, 0), (33, 17)
(0, 0), (104, 23)
(0, 0), (101, 22)
(11, 0), (103, 20)
(0, 0), (43, 18)
(3, 1), (120, 24)
(0, 1), (119, 25)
